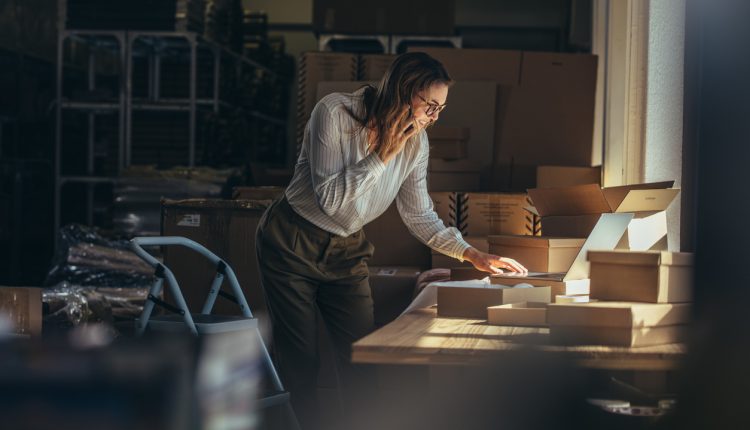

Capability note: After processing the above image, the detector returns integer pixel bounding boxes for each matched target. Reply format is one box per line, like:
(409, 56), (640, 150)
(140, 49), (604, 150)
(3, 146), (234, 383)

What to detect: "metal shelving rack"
(54, 26), (288, 233)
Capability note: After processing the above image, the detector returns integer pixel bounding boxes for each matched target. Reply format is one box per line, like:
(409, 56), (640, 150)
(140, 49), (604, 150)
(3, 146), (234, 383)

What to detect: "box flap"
(601, 181), (675, 210)
(427, 125), (471, 141)
(587, 250), (694, 267)
(487, 235), (585, 248)
(613, 189), (680, 213)
(527, 184), (611, 216)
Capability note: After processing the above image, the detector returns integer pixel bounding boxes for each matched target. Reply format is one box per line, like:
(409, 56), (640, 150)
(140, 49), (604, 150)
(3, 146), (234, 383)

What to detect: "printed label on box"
(177, 214), (201, 227)
(377, 268), (398, 276)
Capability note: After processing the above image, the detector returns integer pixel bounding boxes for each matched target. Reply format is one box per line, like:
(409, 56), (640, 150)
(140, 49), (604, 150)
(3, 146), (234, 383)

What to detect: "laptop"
(491, 212), (634, 282)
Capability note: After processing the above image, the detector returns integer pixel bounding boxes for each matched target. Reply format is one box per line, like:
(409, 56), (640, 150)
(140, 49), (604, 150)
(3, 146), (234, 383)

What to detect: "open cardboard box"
(527, 181), (680, 250)
(487, 301), (548, 326)
(437, 285), (551, 319)
(490, 212), (633, 299)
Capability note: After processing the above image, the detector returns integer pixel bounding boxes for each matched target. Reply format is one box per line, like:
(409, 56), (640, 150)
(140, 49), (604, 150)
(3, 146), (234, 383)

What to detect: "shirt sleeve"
(396, 131), (472, 261)
(308, 101), (387, 222)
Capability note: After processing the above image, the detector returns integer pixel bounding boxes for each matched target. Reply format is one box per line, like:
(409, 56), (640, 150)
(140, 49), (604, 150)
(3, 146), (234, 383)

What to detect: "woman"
(256, 52), (527, 427)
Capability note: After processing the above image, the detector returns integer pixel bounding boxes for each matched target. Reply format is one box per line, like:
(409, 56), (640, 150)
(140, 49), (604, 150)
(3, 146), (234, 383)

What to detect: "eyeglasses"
(417, 94), (447, 116)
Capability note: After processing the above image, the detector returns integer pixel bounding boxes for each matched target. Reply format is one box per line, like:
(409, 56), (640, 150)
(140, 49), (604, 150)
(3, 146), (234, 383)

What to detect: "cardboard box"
(313, 0), (455, 35)
(427, 125), (470, 160)
(296, 52), (358, 148)
(437, 285), (551, 318)
(431, 237), (487, 269)
(489, 212), (634, 296)
(555, 295), (591, 303)
(549, 325), (689, 347)
(0, 286), (42, 337)
(425, 81), (498, 188)
(359, 54), (396, 81)
(547, 301), (691, 347)
(588, 251), (694, 303)
(428, 171), (481, 191)
(316, 80), (374, 103)
(411, 48), (598, 190)
(369, 266), (422, 326)
(497, 52), (599, 167)
(536, 166), (601, 188)
(492, 277), (591, 299)
(161, 199), (270, 319)
(232, 186), (285, 201)
(528, 181), (680, 249)
(547, 301), (692, 327)
(363, 203), (431, 268)
(430, 192), (531, 236)
(487, 236), (585, 273)
(487, 302), (547, 326)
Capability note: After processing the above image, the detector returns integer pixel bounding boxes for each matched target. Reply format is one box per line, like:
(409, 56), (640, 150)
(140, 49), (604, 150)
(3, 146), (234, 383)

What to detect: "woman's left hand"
(462, 247), (528, 275)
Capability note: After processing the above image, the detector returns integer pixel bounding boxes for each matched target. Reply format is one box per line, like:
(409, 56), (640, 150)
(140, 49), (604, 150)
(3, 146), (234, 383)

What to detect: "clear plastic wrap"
(45, 224), (155, 288)
(43, 282), (150, 328)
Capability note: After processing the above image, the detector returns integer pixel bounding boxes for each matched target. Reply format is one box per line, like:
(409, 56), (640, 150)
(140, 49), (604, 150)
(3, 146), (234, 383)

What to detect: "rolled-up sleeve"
(396, 132), (471, 261)
(308, 102), (386, 223)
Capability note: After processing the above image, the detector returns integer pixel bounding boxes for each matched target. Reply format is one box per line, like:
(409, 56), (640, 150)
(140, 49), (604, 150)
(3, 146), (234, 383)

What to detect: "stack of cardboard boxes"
(547, 250), (693, 347)
(436, 179), (692, 349)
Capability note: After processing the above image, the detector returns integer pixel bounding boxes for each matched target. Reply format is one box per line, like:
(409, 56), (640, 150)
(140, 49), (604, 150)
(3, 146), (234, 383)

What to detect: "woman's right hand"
(376, 108), (420, 164)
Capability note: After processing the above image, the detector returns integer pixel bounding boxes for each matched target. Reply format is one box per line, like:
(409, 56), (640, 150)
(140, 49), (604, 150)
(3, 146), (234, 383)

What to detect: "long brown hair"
(349, 52), (453, 153)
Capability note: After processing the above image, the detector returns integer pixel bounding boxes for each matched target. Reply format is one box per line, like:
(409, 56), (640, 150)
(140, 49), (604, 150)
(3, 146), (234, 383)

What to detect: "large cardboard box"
(588, 251), (694, 303)
(487, 302), (548, 327)
(528, 181), (680, 249)
(313, 0), (455, 35)
(437, 285), (550, 319)
(497, 52), (599, 167)
(161, 199), (270, 320)
(0, 286), (42, 337)
(363, 203), (431, 268)
(427, 125), (470, 160)
(430, 192), (531, 236)
(547, 301), (691, 347)
(488, 236), (585, 273)
(411, 48), (599, 191)
(536, 166), (601, 188)
(296, 52), (358, 149)
(428, 171), (481, 191)
(369, 266), (422, 326)
(358, 54), (396, 81)
(431, 237), (487, 269)
(426, 81), (498, 187)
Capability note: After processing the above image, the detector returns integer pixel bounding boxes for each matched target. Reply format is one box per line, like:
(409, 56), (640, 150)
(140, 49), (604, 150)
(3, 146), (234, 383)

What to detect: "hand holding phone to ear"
(376, 107), (420, 164)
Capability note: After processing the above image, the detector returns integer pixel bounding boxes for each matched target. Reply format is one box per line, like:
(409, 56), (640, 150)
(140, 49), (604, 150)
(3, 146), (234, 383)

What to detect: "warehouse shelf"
(54, 23), (291, 236)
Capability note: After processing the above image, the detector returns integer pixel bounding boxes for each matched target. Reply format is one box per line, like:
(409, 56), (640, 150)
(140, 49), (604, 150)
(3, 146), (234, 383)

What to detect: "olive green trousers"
(256, 196), (376, 429)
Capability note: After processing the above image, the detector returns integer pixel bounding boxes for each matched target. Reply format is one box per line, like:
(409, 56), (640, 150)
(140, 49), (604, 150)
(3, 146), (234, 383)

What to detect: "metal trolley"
(130, 236), (299, 429)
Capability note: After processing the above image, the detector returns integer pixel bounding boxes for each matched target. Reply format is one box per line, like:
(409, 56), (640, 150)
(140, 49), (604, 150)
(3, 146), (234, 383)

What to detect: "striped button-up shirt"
(285, 88), (471, 261)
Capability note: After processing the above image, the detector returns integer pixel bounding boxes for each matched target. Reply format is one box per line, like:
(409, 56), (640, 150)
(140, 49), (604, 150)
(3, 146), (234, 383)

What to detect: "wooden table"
(352, 307), (686, 371)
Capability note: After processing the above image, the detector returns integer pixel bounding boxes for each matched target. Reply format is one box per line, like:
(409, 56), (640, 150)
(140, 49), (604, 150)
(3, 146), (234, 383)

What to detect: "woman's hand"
(376, 107), (420, 164)
(462, 247), (528, 275)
